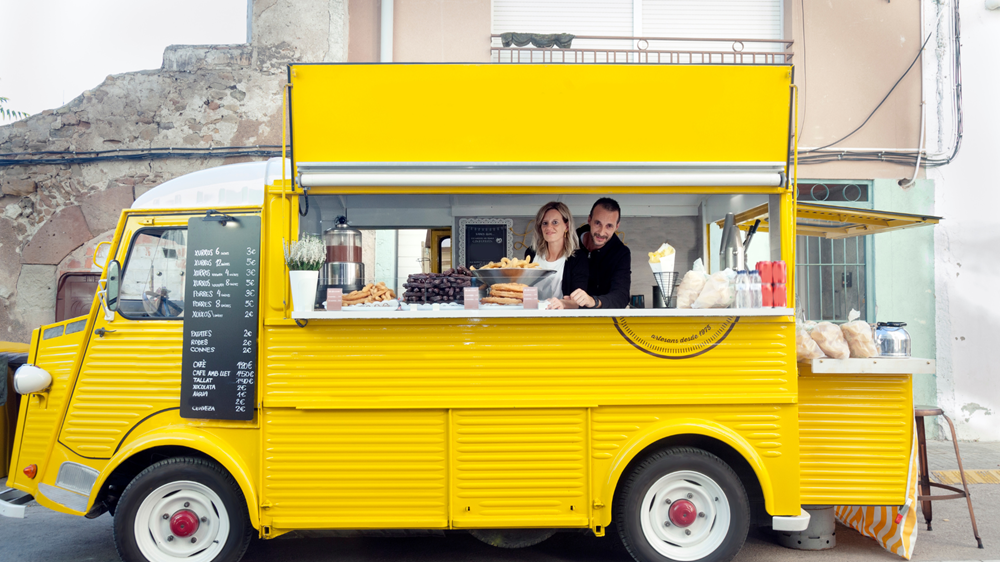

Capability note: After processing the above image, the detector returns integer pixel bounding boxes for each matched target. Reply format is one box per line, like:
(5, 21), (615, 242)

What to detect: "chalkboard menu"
(181, 216), (261, 420)
(458, 218), (513, 269)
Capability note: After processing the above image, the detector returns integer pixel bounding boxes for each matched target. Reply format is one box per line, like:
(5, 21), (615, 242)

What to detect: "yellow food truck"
(2, 64), (933, 562)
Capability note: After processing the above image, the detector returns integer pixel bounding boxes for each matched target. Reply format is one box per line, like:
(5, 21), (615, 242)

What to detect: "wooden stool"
(914, 406), (983, 549)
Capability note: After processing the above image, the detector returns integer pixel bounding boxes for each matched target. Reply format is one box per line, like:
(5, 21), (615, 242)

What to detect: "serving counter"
(290, 306), (796, 320)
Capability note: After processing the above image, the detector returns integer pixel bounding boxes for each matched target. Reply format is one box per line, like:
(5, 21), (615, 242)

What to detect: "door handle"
(95, 327), (117, 338)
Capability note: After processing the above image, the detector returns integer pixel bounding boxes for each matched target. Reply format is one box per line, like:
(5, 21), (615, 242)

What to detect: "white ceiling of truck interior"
(307, 193), (713, 229)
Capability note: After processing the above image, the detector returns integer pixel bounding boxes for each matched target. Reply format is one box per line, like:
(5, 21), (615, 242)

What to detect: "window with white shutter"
(492, 0), (784, 63)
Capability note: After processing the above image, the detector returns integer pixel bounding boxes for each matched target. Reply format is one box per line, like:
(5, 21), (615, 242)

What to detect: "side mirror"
(93, 241), (111, 270)
(106, 260), (121, 312)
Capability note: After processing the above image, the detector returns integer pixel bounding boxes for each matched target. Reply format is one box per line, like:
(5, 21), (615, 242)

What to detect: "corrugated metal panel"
(590, 404), (800, 516)
(452, 409), (588, 528)
(59, 323), (183, 458)
(16, 325), (87, 483)
(262, 318), (795, 408)
(263, 409), (448, 529)
(798, 371), (912, 505)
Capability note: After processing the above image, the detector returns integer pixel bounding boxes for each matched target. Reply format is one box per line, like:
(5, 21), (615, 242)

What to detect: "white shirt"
(532, 253), (566, 300)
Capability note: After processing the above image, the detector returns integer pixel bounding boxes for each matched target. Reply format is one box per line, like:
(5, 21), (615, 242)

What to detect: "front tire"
(113, 457), (253, 562)
(615, 447), (749, 562)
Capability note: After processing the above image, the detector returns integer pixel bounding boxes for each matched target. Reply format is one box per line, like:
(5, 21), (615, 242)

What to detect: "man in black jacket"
(569, 198), (631, 309)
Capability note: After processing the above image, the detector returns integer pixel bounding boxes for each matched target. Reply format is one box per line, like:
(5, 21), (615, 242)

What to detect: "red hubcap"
(169, 510), (200, 537)
(668, 499), (697, 527)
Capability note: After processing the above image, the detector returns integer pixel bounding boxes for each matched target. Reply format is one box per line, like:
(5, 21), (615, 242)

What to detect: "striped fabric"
(835, 423), (920, 559)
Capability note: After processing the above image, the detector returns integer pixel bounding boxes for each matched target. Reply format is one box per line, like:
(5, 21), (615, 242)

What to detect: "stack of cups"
(755, 261), (787, 308)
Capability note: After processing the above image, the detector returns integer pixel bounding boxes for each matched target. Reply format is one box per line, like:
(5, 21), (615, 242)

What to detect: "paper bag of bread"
(676, 259), (709, 309)
(691, 268), (736, 309)
(797, 326), (825, 361)
(840, 309), (879, 358)
(810, 321), (850, 359)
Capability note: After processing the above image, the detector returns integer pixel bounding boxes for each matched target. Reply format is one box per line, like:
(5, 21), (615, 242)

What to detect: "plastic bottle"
(735, 270), (750, 308)
(750, 269), (763, 308)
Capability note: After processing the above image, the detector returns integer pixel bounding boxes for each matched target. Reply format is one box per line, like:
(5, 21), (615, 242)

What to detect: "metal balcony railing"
(491, 35), (793, 65)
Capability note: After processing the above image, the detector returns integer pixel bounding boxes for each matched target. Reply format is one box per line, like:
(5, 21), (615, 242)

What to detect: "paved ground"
(1, 440), (996, 562)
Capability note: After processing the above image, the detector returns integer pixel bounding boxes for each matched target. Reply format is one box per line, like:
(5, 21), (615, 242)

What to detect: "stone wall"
(0, 0), (348, 343)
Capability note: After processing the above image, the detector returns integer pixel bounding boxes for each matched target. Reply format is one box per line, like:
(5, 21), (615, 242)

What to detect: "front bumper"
(0, 487), (33, 518)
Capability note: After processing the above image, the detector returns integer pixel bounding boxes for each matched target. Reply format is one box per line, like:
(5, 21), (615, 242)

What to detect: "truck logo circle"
(613, 316), (740, 359)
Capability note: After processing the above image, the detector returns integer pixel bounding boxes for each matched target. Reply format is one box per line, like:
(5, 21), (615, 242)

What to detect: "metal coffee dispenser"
(318, 216), (365, 306)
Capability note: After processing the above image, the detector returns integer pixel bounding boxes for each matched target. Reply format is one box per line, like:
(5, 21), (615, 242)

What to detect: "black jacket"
(576, 226), (632, 309)
(524, 247), (590, 298)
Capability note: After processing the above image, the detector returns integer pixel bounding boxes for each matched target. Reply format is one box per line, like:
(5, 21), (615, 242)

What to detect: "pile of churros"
(343, 282), (396, 306)
(482, 282), (527, 305)
(470, 256), (539, 270)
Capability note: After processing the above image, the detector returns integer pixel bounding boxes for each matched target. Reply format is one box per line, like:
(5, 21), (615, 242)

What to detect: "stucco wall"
(931, 0), (999, 440)
(871, 179), (937, 415)
(0, 0), (348, 343)
(791, 0), (923, 180)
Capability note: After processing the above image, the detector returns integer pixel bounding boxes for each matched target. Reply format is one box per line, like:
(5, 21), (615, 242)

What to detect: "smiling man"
(569, 197), (632, 309)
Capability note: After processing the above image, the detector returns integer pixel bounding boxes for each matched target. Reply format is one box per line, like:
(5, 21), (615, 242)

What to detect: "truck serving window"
(118, 227), (187, 319)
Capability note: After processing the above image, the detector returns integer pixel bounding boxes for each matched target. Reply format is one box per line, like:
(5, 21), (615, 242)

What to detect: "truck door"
(57, 215), (193, 461)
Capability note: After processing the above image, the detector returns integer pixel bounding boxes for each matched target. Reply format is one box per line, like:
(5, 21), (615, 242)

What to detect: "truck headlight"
(14, 365), (52, 394)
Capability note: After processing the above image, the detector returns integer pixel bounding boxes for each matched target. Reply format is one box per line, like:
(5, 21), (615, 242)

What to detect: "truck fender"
(94, 428), (259, 529)
(598, 417), (775, 527)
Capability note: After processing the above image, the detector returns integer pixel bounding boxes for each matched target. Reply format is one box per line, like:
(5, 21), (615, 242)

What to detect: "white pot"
(289, 270), (319, 312)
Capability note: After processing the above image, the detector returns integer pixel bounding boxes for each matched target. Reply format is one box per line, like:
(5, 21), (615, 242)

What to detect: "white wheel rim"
(638, 470), (730, 562)
(133, 480), (230, 562)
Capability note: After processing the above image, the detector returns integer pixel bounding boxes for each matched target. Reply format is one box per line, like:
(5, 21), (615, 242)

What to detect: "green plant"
(284, 235), (325, 271)
(1, 96), (28, 121)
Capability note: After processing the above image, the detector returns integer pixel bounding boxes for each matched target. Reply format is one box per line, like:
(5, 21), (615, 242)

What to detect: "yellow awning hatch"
(717, 202), (941, 239)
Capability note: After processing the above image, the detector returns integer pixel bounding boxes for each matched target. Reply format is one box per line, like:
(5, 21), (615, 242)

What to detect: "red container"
(761, 283), (773, 307)
(756, 261), (772, 283)
(757, 261), (774, 283)
(772, 283), (786, 307)
(772, 260), (787, 284)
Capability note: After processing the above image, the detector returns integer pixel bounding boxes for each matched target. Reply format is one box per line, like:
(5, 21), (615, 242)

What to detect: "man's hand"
(569, 288), (596, 308)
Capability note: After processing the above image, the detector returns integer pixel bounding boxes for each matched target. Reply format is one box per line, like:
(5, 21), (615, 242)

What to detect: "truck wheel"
(113, 457), (253, 562)
(614, 447), (749, 562)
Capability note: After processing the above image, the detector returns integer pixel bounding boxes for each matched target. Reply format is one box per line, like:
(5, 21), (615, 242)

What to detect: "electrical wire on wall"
(796, 0), (963, 169)
(0, 145), (284, 168)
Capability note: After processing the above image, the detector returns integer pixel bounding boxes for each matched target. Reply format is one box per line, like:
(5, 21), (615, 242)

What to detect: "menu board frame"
(457, 218), (513, 269)
(180, 215), (261, 421)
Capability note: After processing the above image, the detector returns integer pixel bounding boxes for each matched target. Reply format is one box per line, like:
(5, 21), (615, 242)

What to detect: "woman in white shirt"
(524, 202), (589, 309)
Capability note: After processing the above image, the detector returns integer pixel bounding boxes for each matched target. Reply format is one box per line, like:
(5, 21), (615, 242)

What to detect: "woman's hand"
(546, 297), (565, 310)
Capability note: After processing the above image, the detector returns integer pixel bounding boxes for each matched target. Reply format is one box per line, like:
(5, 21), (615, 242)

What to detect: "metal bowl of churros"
(470, 257), (555, 288)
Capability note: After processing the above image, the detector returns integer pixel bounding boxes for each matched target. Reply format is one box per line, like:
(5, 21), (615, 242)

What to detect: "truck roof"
(131, 158), (290, 210)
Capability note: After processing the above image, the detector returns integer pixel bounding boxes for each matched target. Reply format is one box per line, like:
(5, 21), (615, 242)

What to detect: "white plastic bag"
(841, 309), (879, 358)
(796, 326), (825, 362)
(810, 321), (850, 359)
(692, 268), (736, 309)
(676, 259), (709, 309)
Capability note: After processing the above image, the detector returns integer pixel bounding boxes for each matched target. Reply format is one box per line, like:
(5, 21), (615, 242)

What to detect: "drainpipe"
(381, 0), (393, 62)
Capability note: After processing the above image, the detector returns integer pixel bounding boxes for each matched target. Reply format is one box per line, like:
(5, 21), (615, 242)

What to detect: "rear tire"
(113, 457), (253, 562)
(614, 447), (749, 562)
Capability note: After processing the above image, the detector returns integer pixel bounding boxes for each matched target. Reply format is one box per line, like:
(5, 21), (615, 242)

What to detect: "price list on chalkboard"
(180, 216), (261, 420)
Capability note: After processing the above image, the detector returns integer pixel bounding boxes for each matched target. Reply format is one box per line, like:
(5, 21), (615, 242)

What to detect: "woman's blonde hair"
(531, 202), (578, 260)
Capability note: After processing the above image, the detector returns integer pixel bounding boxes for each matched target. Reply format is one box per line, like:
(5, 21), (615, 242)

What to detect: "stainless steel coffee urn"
(317, 217), (365, 306)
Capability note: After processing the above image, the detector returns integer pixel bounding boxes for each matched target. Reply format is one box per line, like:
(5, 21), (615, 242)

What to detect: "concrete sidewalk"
(734, 439), (999, 562)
